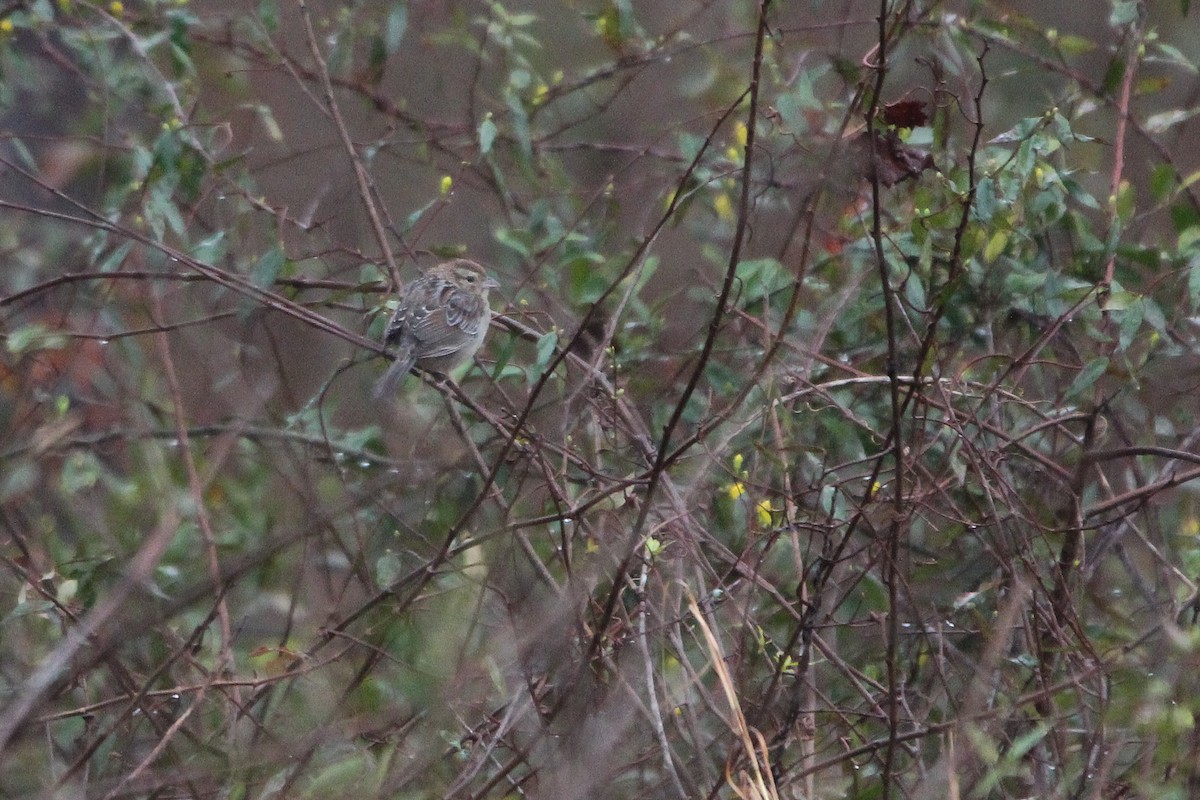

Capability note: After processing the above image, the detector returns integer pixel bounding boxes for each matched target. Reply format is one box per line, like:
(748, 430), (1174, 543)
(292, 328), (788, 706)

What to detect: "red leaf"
(882, 99), (927, 129)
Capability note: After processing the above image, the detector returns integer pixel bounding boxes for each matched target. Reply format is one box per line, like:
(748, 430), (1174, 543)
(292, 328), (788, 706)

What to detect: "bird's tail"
(373, 351), (416, 398)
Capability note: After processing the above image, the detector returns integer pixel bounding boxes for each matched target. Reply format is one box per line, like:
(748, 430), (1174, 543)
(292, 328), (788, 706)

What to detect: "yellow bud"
(755, 499), (773, 528)
(439, 175), (453, 195)
(109, 0), (124, 14)
(727, 482), (746, 501)
(713, 193), (735, 221)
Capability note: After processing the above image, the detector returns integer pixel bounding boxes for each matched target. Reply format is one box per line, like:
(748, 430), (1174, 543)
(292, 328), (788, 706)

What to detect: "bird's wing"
(402, 286), (486, 358)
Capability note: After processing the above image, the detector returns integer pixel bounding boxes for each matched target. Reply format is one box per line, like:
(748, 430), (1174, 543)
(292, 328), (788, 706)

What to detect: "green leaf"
(494, 227), (531, 257)
(984, 230), (1008, 263)
(973, 177), (997, 222)
(1144, 107), (1200, 134)
(1055, 34), (1096, 55)
(478, 116), (496, 155)
(402, 198), (438, 233)
(98, 241), (135, 273)
(1117, 297), (1144, 350)
(1152, 42), (1198, 74)
(1135, 76), (1171, 96)
(384, 3), (408, 55)
(251, 245), (286, 289)
(504, 90), (532, 162)
(1188, 252), (1200, 310)
(530, 330), (560, 386)
(245, 103), (284, 142)
(191, 232), (227, 264)
(7, 323), (67, 356)
(61, 452), (102, 494)
(258, 0), (279, 32)
(989, 116), (1043, 144)
(1102, 57), (1126, 96)
(0, 463), (39, 505)
(1109, 0), (1140, 27)
(8, 136), (37, 172)
(376, 550), (403, 587)
(735, 258), (787, 306)
(565, 254), (609, 305)
(1067, 357), (1109, 399)
(903, 269), (927, 312)
(1150, 163), (1176, 202)
(818, 485), (849, 522)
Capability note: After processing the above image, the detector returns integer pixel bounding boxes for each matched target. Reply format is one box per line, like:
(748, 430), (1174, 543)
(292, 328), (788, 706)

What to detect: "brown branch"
(296, 0), (401, 286)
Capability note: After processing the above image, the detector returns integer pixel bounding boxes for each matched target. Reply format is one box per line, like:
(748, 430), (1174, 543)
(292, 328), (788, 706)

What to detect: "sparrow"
(373, 258), (499, 397)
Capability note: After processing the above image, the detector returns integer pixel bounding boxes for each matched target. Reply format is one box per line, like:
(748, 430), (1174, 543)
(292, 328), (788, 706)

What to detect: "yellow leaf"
(984, 230), (1008, 262)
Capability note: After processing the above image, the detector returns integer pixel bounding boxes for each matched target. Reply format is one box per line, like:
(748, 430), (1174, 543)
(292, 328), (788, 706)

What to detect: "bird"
(373, 258), (500, 397)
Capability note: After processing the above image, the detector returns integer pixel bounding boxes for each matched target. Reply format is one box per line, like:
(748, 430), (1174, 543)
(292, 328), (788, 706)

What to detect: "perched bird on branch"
(374, 258), (499, 397)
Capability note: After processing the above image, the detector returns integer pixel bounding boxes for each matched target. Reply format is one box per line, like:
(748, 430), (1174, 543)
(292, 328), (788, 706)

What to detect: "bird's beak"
(482, 276), (501, 290)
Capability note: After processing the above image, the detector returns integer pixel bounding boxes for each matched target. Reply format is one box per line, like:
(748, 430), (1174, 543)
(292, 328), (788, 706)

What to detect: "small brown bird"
(373, 258), (499, 397)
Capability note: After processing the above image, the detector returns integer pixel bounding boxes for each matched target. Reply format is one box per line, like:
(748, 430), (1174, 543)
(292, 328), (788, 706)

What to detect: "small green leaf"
(1117, 297), (1144, 350)
(402, 198), (438, 233)
(534, 330), (558, 370)
(530, 330), (560, 385)
(1135, 76), (1171, 96)
(1150, 164), (1176, 202)
(1145, 107), (1200, 134)
(0, 463), (39, 505)
(191, 232), (227, 264)
(98, 241), (135, 273)
(1188, 252), (1200, 310)
(989, 116), (1043, 145)
(8, 136), (37, 172)
(1153, 42), (1198, 74)
(644, 536), (662, 558)
(494, 227), (531, 257)
(1068, 357), (1109, 399)
(1109, 0), (1140, 27)
(1055, 34), (1096, 55)
(258, 0), (279, 32)
(984, 230), (1008, 262)
(7, 323), (67, 356)
(1102, 57), (1126, 95)
(376, 550), (403, 587)
(61, 452), (102, 494)
(478, 115), (496, 155)
(384, 3), (408, 55)
(973, 177), (997, 222)
(251, 245), (286, 289)
(1114, 179), (1136, 223)
(505, 90), (532, 162)
(565, 255), (609, 305)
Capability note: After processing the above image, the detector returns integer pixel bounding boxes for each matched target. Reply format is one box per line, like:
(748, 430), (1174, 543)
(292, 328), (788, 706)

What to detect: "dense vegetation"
(4, 1), (1200, 797)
